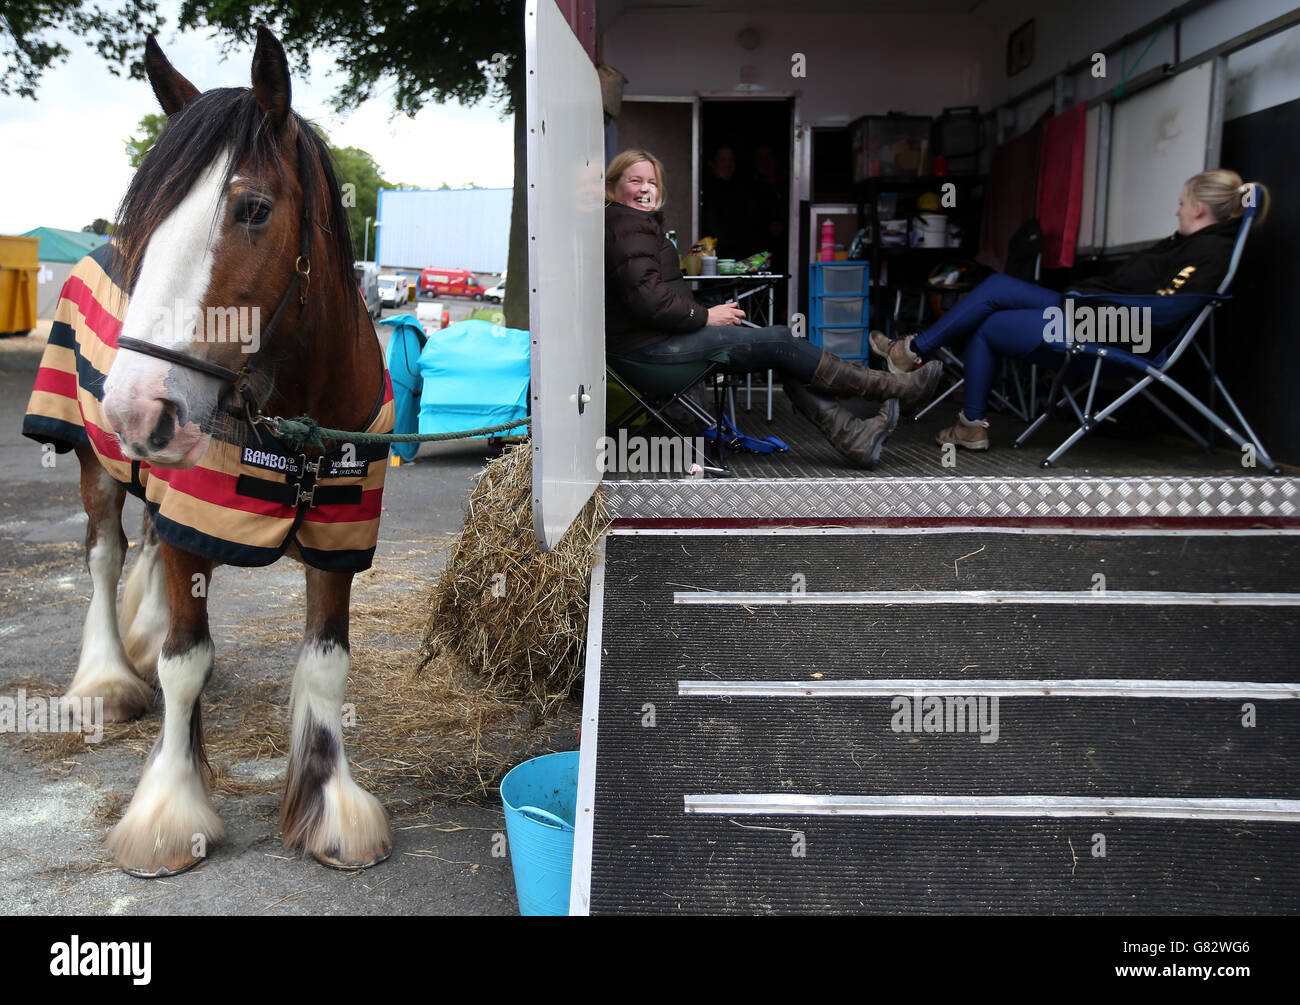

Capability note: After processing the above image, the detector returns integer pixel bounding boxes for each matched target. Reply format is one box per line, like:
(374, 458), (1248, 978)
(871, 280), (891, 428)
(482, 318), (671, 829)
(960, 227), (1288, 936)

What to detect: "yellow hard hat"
(917, 191), (942, 212)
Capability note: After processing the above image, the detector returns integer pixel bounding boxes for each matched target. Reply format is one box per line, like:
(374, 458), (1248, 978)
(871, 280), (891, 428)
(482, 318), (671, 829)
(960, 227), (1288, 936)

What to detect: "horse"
(22, 27), (395, 877)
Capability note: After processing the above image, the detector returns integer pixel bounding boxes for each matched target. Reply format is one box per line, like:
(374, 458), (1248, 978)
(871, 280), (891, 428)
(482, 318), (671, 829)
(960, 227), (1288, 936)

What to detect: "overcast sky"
(0, 3), (515, 235)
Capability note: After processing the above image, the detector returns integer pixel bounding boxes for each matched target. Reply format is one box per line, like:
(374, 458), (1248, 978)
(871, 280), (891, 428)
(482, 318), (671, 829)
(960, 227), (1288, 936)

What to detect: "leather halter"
(115, 209), (313, 420)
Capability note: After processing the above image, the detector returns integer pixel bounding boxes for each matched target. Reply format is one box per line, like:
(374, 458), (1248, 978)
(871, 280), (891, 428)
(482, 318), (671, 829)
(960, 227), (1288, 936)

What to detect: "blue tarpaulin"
(417, 319), (529, 439)
(380, 314), (427, 462)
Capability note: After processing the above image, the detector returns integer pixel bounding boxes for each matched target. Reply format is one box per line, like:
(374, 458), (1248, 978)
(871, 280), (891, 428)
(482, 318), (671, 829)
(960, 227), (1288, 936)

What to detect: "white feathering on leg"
(107, 641), (223, 873)
(287, 641), (390, 864)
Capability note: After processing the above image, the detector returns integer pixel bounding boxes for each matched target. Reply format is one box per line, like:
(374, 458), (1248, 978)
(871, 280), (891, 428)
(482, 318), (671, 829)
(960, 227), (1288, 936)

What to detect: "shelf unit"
(808, 261), (870, 360)
(854, 174), (986, 341)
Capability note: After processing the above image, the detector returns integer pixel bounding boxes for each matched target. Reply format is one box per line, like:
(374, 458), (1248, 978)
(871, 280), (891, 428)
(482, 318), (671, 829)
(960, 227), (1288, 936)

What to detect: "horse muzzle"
(103, 381), (213, 469)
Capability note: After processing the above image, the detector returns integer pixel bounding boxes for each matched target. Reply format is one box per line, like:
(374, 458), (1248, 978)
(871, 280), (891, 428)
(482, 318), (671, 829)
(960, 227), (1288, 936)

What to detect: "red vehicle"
(418, 266), (486, 300)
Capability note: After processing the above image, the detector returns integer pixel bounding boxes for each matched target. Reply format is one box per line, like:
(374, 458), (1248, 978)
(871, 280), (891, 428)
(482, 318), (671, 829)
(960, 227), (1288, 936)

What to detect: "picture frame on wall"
(1007, 19), (1035, 77)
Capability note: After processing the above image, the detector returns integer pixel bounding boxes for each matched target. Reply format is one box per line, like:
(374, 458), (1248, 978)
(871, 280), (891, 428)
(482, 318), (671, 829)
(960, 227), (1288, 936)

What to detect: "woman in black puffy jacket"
(605, 149), (941, 469)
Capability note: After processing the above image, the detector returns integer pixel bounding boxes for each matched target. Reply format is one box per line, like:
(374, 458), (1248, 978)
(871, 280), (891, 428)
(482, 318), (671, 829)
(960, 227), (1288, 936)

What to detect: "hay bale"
(417, 439), (610, 716)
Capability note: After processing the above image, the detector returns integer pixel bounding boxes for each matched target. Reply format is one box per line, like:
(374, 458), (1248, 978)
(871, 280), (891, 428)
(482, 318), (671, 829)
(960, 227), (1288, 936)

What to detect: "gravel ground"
(0, 314), (578, 916)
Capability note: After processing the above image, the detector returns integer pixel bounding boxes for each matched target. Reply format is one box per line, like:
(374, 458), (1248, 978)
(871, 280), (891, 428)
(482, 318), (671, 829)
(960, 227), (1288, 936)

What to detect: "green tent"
(21, 227), (110, 264)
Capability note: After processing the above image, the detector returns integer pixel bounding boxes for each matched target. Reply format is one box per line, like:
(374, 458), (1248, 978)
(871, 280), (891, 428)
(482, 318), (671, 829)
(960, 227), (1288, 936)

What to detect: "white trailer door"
(526, 0), (606, 550)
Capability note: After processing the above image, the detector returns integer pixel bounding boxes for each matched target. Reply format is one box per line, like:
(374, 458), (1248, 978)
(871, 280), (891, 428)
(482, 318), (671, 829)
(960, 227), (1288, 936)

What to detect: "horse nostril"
(147, 407), (177, 452)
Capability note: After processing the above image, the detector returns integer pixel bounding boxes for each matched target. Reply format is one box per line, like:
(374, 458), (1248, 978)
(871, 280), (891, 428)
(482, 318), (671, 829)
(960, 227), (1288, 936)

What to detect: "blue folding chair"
(1013, 205), (1280, 473)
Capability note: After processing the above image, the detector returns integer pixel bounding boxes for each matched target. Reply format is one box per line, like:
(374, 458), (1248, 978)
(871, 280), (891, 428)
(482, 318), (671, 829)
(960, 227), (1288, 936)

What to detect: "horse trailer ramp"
(570, 528), (1300, 915)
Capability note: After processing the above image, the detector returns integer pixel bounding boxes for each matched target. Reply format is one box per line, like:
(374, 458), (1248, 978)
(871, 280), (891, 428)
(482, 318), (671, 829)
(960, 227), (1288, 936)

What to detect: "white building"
(375, 188), (513, 273)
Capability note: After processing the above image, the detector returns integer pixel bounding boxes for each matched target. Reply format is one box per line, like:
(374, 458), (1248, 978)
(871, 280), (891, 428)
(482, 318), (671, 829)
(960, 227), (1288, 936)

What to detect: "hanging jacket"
(1071, 218), (1241, 297)
(605, 201), (707, 355)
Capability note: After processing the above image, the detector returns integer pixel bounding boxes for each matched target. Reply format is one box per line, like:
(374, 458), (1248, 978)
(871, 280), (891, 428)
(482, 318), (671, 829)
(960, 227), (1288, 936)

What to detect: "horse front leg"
(66, 445), (153, 722)
(281, 566), (391, 870)
(120, 510), (169, 684)
(107, 545), (224, 877)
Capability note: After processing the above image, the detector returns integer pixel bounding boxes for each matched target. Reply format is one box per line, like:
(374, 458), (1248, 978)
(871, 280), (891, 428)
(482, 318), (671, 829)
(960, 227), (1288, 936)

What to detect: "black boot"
(785, 382), (898, 469)
(807, 348), (943, 414)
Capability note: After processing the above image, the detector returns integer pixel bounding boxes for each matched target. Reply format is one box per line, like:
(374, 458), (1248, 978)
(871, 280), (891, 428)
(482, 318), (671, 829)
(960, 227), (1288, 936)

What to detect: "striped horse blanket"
(23, 243), (395, 573)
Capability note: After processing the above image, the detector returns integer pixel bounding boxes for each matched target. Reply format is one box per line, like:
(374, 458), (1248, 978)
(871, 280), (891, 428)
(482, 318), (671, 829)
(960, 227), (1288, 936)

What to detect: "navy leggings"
(614, 324), (824, 382)
(913, 274), (1061, 420)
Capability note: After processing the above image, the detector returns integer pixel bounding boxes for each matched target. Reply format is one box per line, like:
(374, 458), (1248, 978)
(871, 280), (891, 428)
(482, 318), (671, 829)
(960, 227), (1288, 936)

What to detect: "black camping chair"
(606, 352), (734, 477)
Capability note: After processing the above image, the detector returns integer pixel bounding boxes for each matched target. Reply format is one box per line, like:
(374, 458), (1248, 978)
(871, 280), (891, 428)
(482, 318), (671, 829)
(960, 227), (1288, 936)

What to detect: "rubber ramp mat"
(583, 530), (1300, 914)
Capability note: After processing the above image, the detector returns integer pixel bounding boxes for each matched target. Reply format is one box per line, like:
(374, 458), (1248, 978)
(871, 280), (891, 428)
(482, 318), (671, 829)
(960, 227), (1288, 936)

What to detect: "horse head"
(103, 26), (352, 468)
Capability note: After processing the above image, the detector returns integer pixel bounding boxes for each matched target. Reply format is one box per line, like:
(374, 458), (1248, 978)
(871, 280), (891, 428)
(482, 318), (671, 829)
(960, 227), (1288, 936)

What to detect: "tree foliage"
(175, 1), (521, 116)
(124, 112), (167, 168)
(328, 141), (410, 261)
(1, 0), (164, 98)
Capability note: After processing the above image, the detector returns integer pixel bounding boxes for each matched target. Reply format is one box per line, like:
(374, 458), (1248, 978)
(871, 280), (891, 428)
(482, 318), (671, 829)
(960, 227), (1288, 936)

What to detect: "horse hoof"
(120, 853), (204, 879)
(100, 696), (151, 724)
(69, 678), (153, 724)
(311, 847), (391, 871)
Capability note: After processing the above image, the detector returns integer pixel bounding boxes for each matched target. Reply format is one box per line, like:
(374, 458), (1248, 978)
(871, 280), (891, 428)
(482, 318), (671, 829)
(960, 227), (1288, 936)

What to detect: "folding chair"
(1013, 205), (1281, 473)
(607, 352), (733, 477)
(913, 220), (1044, 423)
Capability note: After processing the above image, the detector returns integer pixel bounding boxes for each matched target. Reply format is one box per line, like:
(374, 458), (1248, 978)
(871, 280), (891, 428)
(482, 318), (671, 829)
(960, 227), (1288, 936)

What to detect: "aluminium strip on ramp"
(673, 589), (1300, 606)
(682, 794), (1300, 822)
(677, 679), (1300, 699)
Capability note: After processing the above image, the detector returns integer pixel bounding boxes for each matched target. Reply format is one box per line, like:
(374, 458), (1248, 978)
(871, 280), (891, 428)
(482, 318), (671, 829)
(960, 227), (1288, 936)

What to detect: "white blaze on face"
(104, 151), (232, 464)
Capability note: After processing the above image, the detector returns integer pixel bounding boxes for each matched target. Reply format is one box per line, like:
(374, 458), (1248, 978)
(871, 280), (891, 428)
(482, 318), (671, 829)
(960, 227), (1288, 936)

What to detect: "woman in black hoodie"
(869, 169), (1270, 450)
(605, 149), (942, 469)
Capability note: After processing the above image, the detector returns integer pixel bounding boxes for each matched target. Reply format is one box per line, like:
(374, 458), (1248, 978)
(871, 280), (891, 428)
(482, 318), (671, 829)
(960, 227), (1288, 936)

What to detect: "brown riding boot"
(785, 382), (899, 470)
(808, 348), (943, 414)
(936, 411), (991, 451)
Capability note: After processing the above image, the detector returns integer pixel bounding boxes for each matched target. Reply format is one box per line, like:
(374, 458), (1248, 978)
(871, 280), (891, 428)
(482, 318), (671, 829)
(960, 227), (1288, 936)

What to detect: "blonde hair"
(606, 149), (667, 210)
(1184, 169), (1271, 226)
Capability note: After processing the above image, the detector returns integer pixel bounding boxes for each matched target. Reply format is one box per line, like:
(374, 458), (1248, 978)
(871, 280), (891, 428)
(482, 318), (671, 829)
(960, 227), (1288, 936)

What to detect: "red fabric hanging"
(1037, 101), (1087, 269)
(976, 116), (1046, 273)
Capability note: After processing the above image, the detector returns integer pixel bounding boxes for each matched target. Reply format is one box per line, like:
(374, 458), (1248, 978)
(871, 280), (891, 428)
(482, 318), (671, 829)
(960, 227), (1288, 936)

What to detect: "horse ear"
(145, 36), (200, 116)
(251, 25), (292, 124)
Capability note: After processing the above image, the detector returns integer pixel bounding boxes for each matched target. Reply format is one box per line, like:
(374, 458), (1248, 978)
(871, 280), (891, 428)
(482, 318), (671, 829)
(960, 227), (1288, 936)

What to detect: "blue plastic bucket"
(500, 751), (578, 916)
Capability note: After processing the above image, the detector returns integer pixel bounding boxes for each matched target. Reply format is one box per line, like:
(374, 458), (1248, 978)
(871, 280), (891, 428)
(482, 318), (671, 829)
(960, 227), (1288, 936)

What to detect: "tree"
(1, 0), (164, 98)
(328, 142), (405, 263)
(125, 112), (167, 168)
(8, 1), (530, 326)
(82, 218), (113, 235)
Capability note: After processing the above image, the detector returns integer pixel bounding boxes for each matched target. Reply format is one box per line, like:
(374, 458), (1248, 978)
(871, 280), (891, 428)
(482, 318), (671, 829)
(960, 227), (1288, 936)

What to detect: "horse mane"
(113, 86), (359, 333)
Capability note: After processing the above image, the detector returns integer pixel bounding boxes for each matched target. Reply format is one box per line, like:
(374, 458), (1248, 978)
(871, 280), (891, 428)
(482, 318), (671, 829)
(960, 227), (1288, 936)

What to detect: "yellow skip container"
(0, 235), (39, 336)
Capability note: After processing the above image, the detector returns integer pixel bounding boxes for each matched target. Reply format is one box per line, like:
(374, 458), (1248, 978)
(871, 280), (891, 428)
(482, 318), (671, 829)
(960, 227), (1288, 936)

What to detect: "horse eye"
(235, 196), (272, 227)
